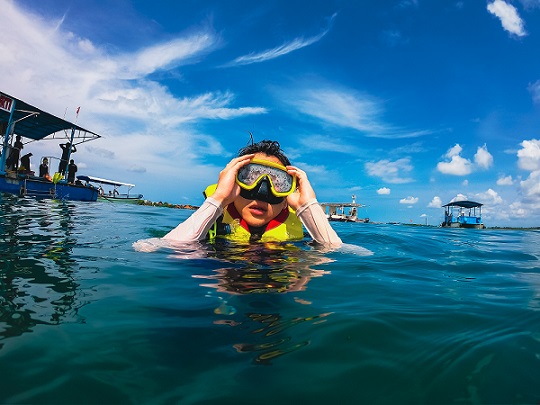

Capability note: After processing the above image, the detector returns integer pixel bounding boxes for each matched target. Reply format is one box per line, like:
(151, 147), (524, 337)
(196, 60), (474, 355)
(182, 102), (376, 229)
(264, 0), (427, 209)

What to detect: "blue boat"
(0, 91), (100, 201)
(441, 200), (485, 229)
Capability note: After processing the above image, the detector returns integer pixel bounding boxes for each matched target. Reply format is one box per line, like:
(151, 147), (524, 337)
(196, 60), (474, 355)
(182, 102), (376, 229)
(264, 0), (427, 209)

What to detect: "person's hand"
(211, 154), (255, 207)
(286, 166), (316, 210)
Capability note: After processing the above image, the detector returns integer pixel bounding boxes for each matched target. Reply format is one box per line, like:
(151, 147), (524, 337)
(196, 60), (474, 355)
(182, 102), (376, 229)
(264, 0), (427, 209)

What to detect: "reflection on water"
(232, 312), (332, 364)
(193, 241), (333, 294)
(0, 195), (82, 349)
(188, 240), (336, 364)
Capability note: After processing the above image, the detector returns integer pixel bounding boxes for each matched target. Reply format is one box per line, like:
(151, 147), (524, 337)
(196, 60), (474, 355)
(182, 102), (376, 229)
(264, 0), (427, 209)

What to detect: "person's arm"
(163, 154), (256, 242)
(286, 165), (342, 246)
(296, 199), (342, 246)
(163, 197), (223, 242)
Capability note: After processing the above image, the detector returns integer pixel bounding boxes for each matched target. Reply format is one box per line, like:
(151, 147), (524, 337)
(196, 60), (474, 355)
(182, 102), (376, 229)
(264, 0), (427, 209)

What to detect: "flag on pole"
(76, 106), (80, 116)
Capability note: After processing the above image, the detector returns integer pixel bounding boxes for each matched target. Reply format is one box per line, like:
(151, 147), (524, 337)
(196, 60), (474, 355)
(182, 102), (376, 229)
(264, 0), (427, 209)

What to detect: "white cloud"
(400, 196), (419, 204)
(450, 194), (468, 203)
(497, 175), (514, 185)
(286, 87), (385, 133)
(529, 80), (540, 104)
(474, 144), (494, 169)
(487, 0), (527, 37)
(475, 188), (504, 205)
(365, 158), (414, 183)
(446, 144), (463, 157)
(520, 170), (540, 200)
(297, 135), (363, 155)
(518, 0), (540, 10)
(398, 0), (419, 8)
(377, 187), (391, 195)
(227, 14), (336, 67)
(279, 84), (433, 139)
(0, 1), (269, 202)
(116, 35), (218, 79)
(462, 179), (469, 186)
(428, 196), (442, 208)
(509, 139), (540, 226)
(517, 139), (540, 171)
(437, 143), (492, 176)
(508, 201), (528, 218)
(437, 155), (473, 175)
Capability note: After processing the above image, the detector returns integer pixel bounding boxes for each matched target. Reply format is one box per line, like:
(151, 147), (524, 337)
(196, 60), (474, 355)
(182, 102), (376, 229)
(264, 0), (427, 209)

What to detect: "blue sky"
(2, 0), (540, 227)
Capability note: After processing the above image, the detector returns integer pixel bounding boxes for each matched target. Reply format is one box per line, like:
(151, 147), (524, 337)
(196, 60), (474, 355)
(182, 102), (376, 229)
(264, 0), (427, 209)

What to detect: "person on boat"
(58, 142), (77, 175)
(6, 135), (23, 171)
(67, 159), (77, 184)
(39, 157), (52, 182)
(163, 140), (342, 245)
(18, 153), (33, 174)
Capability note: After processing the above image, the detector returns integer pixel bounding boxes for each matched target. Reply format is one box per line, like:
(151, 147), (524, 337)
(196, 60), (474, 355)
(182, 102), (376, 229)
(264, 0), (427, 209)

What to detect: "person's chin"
(244, 212), (270, 228)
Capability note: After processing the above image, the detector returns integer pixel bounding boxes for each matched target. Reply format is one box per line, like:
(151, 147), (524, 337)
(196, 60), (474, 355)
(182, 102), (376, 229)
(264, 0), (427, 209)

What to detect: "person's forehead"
(252, 153), (282, 164)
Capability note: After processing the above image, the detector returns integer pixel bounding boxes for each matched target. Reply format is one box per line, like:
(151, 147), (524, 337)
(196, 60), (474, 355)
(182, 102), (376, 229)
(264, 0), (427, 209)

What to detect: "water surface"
(1, 195), (539, 404)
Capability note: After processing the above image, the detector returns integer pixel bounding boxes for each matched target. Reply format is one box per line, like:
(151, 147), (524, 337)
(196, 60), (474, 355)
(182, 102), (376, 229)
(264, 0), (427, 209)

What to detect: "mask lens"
(239, 179), (284, 204)
(237, 161), (294, 196)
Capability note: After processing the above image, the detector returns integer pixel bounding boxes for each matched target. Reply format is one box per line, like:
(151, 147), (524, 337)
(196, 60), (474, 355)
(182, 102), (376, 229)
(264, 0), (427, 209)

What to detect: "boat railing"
(458, 215), (482, 225)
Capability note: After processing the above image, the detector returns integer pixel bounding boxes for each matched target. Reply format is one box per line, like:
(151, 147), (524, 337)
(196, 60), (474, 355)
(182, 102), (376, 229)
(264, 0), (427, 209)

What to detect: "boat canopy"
(77, 175), (135, 188)
(443, 200), (483, 209)
(0, 91), (100, 142)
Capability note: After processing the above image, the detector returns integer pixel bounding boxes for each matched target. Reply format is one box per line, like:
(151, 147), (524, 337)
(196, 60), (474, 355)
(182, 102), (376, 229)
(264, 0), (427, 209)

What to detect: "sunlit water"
(1, 195), (539, 404)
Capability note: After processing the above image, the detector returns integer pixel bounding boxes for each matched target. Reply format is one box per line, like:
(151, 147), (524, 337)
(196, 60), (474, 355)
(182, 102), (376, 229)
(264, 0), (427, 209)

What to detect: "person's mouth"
(248, 202), (267, 216)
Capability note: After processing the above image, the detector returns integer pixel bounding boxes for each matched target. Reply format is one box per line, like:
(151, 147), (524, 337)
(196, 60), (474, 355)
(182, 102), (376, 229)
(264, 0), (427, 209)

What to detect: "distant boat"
(0, 91), (101, 201)
(320, 195), (369, 223)
(77, 175), (143, 204)
(441, 200), (485, 229)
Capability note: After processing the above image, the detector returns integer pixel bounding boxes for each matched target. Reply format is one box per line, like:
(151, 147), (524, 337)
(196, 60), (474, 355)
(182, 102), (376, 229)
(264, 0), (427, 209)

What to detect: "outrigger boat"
(0, 91), (101, 201)
(441, 200), (485, 229)
(77, 175), (143, 204)
(320, 195), (369, 223)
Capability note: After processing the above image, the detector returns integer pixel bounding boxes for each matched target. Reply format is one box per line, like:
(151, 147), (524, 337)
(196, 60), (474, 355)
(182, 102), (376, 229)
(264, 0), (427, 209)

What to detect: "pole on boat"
(0, 96), (16, 174)
(62, 126), (77, 180)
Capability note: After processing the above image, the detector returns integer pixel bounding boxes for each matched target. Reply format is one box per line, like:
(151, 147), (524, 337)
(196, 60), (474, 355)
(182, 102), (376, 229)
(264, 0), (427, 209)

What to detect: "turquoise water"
(1, 195), (539, 404)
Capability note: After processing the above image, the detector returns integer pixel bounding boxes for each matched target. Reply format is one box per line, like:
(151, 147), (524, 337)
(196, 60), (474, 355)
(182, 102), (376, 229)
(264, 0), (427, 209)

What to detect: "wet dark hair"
(237, 140), (291, 166)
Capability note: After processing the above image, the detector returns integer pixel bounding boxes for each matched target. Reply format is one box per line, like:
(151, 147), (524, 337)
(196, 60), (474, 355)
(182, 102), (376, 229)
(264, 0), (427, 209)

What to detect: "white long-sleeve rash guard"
(162, 197), (342, 246)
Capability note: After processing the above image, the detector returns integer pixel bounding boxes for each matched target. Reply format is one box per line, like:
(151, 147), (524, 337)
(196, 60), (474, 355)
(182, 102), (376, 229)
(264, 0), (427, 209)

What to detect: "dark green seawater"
(1, 194), (539, 404)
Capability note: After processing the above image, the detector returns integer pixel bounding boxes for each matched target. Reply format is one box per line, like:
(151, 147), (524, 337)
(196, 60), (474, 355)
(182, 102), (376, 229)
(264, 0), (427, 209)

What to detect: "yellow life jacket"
(203, 184), (305, 243)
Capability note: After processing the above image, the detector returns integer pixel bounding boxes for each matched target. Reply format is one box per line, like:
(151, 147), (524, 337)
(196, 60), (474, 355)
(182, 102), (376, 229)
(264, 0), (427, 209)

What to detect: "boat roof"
(0, 91), (100, 142)
(443, 200), (483, 208)
(77, 175), (135, 188)
(320, 202), (366, 208)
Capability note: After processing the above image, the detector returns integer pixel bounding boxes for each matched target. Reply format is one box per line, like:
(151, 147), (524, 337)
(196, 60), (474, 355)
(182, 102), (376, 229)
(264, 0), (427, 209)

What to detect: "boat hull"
(98, 196), (142, 204)
(0, 174), (98, 201)
(441, 222), (485, 229)
(459, 223), (485, 229)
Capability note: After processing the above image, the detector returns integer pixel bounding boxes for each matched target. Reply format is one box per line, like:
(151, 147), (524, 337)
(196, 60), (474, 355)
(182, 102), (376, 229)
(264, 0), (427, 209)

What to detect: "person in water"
(163, 140), (342, 245)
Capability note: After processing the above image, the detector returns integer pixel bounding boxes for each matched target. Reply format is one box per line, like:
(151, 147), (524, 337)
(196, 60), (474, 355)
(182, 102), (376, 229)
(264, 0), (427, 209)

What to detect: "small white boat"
(320, 195), (369, 223)
(77, 175), (143, 204)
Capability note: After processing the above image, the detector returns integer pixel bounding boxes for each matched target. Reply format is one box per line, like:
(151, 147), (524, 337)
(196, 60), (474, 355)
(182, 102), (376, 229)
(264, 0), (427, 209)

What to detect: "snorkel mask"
(236, 159), (296, 204)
